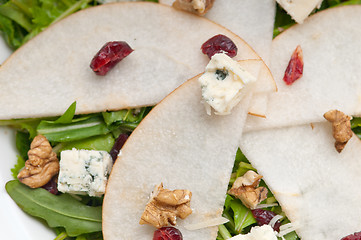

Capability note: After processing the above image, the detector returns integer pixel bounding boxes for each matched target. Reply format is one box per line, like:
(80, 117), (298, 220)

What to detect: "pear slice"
(245, 6), (361, 132)
(158, 0), (277, 117)
(205, 0), (278, 116)
(205, 0), (276, 66)
(240, 123), (361, 239)
(103, 60), (262, 239)
(159, 0), (276, 65)
(0, 2), (271, 120)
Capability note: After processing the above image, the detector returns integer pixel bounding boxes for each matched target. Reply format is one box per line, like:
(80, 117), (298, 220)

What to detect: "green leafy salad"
(1, 0), (361, 240)
(3, 102), (151, 240)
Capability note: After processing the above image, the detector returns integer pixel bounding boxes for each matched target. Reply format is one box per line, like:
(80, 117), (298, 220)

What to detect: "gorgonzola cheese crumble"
(58, 149), (113, 197)
(276, 0), (323, 24)
(198, 53), (256, 115)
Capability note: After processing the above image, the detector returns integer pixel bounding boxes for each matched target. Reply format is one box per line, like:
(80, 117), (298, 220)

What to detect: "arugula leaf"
(230, 199), (256, 233)
(0, 1), (33, 32)
(283, 230), (300, 240)
(351, 117), (361, 128)
(102, 107), (151, 132)
(102, 109), (137, 126)
(6, 180), (102, 237)
(37, 115), (110, 142)
(59, 133), (115, 152)
(0, 11), (25, 48)
(54, 101), (77, 124)
(15, 130), (30, 159)
(0, 118), (44, 138)
(350, 117), (361, 138)
(10, 155), (25, 179)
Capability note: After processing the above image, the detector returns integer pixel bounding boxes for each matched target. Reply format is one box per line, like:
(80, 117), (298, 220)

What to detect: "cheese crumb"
(229, 225), (278, 240)
(198, 53), (256, 115)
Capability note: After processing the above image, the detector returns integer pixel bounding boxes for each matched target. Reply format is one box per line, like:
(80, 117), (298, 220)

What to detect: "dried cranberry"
(283, 45), (303, 85)
(42, 175), (59, 195)
(341, 231), (361, 240)
(153, 227), (183, 240)
(90, 41), (133, 76)
(201, 34), (237, 59)
(110, 133), (129, 162)
(251, 209), (281, 232)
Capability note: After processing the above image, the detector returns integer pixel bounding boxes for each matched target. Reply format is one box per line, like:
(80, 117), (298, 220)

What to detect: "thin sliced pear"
(240, 123), (361, 239)
(159, 0), (276, 65)
(159, 0), (277, 91)
(238, 60), (273, 117)
(245, 6), (361, 132)
(103, 60), (262, 239)
(158, 0), (277, 116)
(0, 2), (270, 120)
(205, 0), (276, 66)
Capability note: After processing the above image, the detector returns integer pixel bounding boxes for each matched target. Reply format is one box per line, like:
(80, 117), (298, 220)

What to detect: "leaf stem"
(54, 231), (68, 240)
(218, 225), (232, 239)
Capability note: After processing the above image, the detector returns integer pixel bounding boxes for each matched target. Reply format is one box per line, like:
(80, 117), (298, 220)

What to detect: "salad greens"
(1, 0), (361, 240)
(0, 0), (96, 49)
(4, 102), (151, 240)
(6, 180), (102, 237)
(217, 150), (298, 240)
(0, 0), (157, 50)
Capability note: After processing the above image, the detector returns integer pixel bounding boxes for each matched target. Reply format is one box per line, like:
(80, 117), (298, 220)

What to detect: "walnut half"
(172, 0), (215, 16)
(324, 109), (353, 153)
(228, 170), (268, 209)
(18, 135), (59, 188)
(139, 183), (192, 228)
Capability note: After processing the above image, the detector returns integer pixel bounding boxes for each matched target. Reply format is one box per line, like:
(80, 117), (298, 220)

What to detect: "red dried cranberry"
(110, 133), (129, 162)
(201, 34), (237, 59)
(283, 45), (303, 85)
(42, 175), (59, 195)
(153, 227), (183, 240)
(251, 209), (281, 232)
(90, 41), (133, 76)
(341, 231), (361, 240)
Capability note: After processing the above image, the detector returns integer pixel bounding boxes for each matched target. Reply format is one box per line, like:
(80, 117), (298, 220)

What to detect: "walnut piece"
(228, 170), (268, 209)
(324, 110), (353, 153)
(172, 0), (215, 16)
(18, 135), (59, 188)
(139, 183), (192, 228)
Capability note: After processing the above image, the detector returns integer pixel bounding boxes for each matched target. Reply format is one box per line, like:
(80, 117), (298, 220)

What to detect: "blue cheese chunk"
(198, 53), (256, 115)
(276, 0), (323, 24)
(58, 149), (113, 197)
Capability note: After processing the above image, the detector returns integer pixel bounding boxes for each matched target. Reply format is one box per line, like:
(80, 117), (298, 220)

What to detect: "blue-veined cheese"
(229, 225), (278, 240)
(198, 53), (256, 115)
(58, 149), (113, 197)
(276, 0), (323, 24)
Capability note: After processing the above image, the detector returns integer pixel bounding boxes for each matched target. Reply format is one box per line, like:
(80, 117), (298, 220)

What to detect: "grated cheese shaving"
(268, 214), (283, 229)
(184, 216), (229, 231)
(255, 203), (279, 209)
(277, 222), (300, 237)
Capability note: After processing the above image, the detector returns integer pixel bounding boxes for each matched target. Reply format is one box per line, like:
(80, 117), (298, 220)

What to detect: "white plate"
(0, 38), (56, 240)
